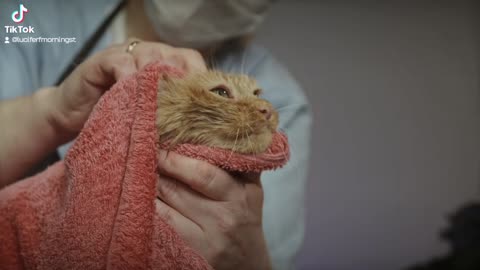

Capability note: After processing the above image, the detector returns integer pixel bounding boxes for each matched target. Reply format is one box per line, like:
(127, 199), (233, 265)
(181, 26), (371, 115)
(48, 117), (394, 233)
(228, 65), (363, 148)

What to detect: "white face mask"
(144, 0), (273, 49)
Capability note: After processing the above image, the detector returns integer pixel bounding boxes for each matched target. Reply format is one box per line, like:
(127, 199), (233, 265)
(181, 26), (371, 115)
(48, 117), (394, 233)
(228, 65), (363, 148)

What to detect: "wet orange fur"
(156, 71), (279, 154)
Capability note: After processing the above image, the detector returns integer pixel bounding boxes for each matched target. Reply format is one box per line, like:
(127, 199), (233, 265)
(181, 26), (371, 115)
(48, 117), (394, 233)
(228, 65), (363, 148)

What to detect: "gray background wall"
(256, 1), (480, 269)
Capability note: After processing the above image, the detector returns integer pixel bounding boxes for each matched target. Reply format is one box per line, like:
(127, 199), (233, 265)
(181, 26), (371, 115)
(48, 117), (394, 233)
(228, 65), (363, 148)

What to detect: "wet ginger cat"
(156, 71), (279, 154)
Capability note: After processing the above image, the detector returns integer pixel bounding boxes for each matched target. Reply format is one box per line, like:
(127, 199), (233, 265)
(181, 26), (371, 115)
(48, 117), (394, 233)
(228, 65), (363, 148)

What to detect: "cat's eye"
(210, 86), (231, 98)
(253, 89), (262, 97)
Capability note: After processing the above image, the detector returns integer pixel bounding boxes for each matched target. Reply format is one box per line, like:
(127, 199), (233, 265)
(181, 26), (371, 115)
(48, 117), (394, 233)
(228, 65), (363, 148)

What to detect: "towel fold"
(0, 62), (289, 269)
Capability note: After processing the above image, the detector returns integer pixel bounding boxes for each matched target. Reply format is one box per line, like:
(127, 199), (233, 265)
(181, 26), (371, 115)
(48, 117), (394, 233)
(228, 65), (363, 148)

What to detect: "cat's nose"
(258, 106), (272, 120)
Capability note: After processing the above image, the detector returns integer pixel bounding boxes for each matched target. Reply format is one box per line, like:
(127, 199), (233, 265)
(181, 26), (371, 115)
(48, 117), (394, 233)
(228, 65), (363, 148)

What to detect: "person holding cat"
(0, 1), (312, 269)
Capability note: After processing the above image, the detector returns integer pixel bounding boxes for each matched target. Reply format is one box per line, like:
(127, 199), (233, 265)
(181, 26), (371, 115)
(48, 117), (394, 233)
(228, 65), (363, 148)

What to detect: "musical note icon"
(11, 4), (29, 23)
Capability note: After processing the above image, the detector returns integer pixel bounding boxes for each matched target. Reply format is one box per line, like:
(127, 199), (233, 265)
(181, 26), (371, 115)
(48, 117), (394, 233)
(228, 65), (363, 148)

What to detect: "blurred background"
(256, 1), (479, 269)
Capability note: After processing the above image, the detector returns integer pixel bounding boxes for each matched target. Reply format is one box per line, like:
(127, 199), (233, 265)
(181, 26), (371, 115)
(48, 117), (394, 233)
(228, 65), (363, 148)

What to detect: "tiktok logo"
(11, 4), (29, 23)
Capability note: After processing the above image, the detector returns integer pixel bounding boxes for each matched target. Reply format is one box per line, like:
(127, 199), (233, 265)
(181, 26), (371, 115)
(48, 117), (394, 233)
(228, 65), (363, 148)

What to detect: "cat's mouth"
(220, 126), (276, 154)
(222, 112), (279, 154)
(220, 138), (270, 154)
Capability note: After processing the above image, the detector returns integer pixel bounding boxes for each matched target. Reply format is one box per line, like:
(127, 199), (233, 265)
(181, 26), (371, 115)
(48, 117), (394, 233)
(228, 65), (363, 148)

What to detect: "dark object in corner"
(408, 203), (480, 270)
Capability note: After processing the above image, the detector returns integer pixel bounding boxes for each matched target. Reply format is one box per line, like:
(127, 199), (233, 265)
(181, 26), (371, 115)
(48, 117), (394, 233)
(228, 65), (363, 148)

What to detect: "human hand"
(156, 150), (272, 270)
(49, 39), (206, 140)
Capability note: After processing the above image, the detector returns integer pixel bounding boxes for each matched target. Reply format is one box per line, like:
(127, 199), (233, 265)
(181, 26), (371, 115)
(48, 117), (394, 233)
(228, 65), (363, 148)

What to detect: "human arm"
(0, 87), (69, 187)
(0, 40), (206, 187)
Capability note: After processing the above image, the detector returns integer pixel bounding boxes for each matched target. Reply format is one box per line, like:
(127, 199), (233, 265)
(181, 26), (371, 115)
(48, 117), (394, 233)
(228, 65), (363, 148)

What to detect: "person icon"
(4, 37), (10, 44)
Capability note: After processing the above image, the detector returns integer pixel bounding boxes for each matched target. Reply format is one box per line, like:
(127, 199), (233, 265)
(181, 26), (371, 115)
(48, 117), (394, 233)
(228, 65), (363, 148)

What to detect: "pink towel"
(0, 62), (289, 269)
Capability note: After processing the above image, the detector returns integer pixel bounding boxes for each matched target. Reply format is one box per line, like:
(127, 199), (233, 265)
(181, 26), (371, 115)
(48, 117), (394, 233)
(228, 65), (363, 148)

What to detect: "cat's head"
(156, 71), (278, 154)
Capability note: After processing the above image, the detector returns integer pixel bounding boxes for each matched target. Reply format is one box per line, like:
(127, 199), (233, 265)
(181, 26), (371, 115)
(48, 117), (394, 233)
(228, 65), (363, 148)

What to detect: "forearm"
(0, 87), (67, 187)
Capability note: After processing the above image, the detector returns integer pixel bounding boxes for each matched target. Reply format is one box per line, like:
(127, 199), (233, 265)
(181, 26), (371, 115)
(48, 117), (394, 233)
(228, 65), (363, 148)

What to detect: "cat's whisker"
(214, 56), (219, 70)
(244, 123), (254, 134)
(225, 128), (240, 165)
(210, 55), (219, 71)
(243, 111), (256, 119)
(276, 128), (291, 162)
(275, 103), (305, 112)
(240, 50), (246, 75)
(205, 52), (217, 70)
(244, 130), (257, 168)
